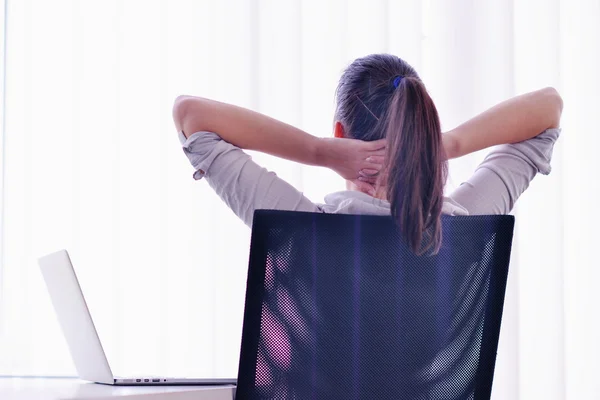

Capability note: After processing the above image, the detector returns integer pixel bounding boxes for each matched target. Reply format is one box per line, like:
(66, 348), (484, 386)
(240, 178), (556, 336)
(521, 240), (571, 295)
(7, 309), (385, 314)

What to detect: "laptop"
(38, 249), (237, 386)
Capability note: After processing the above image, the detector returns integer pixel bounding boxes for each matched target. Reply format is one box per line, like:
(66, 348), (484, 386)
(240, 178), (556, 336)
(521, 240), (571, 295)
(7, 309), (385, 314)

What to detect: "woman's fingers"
(358, 177), (376, 185)
(365, 146), (386, 156)
(359, 168), (380, 177)
(360, 156), (385, 175)
(364, 155), (385, 165)
(367, 138), (387, 150)
(358, 175), (378, 184)
(352, 179), (377, 196)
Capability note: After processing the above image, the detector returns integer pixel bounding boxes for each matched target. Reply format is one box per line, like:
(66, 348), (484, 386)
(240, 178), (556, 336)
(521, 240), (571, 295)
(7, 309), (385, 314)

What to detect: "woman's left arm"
(172, 95), (385, 183)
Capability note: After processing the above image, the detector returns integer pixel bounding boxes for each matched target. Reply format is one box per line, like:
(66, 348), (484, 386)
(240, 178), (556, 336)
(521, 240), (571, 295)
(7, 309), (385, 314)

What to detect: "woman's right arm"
(446, 87), (563, 215)
(444, 87), (563, 159)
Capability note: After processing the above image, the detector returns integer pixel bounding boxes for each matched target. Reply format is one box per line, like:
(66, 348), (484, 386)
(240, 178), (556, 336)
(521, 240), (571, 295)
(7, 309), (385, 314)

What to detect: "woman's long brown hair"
(335, 54), (448, 255)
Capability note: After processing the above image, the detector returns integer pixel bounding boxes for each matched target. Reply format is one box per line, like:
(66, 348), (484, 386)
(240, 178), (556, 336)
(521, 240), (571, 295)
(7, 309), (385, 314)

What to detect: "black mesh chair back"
(236, 210), (515, 400)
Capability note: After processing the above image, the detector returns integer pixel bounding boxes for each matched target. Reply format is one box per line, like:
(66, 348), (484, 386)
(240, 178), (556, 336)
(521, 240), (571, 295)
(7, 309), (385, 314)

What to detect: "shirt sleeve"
(180, 130), (322, 227)
(448, 128), (561, 215)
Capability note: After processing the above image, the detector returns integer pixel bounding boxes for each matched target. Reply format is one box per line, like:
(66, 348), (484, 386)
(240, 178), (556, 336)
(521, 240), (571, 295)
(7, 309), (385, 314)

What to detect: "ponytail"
(384, 77), (447, 255)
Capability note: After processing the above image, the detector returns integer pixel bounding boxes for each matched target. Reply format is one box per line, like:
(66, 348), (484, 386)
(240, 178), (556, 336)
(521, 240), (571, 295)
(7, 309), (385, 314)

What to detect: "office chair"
(236, 210), (514, 400)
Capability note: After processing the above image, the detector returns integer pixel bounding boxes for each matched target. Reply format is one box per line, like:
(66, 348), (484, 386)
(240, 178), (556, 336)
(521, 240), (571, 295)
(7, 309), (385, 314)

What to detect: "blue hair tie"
(393, 76), (404, 88)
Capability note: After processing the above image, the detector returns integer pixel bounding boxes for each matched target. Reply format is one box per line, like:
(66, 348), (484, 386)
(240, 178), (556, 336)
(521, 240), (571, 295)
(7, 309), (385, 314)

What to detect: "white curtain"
(1, 0), (598, 398)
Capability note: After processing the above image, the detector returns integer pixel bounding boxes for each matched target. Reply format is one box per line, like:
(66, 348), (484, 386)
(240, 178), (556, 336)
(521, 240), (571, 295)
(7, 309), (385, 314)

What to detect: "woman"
(172, 53), (562, 255)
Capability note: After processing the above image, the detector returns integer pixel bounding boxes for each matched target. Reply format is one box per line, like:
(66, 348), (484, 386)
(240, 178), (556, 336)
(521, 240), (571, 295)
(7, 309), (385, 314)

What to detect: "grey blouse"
(178, 128), (561, 227)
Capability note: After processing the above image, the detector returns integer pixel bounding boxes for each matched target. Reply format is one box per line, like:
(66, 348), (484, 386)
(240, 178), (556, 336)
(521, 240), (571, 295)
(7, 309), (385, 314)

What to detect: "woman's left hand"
(317, 137), (386, 196)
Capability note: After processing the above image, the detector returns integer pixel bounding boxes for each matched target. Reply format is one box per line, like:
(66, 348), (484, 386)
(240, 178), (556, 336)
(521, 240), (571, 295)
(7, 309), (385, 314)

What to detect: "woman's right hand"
(317, 137), (386, 195)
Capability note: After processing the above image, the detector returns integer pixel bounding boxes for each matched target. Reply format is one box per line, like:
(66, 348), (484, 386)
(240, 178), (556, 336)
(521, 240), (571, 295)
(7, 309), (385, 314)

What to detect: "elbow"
(172, 95), (189, 133)
(542, 86), (563, 112)
(541, 87), (563, 129)
(172, 95), (200, 134)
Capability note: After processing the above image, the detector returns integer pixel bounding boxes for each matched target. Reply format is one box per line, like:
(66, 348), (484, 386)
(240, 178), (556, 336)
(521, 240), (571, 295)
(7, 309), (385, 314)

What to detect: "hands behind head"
(317, 137), (386, 197)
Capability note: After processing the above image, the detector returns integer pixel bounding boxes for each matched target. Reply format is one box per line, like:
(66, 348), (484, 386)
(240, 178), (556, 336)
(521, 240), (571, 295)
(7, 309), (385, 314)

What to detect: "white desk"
(0, 377), (236, 400)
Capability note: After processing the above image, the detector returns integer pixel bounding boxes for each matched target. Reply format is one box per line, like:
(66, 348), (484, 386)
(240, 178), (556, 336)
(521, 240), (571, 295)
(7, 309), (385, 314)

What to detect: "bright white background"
(0, 1), (598, 399)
